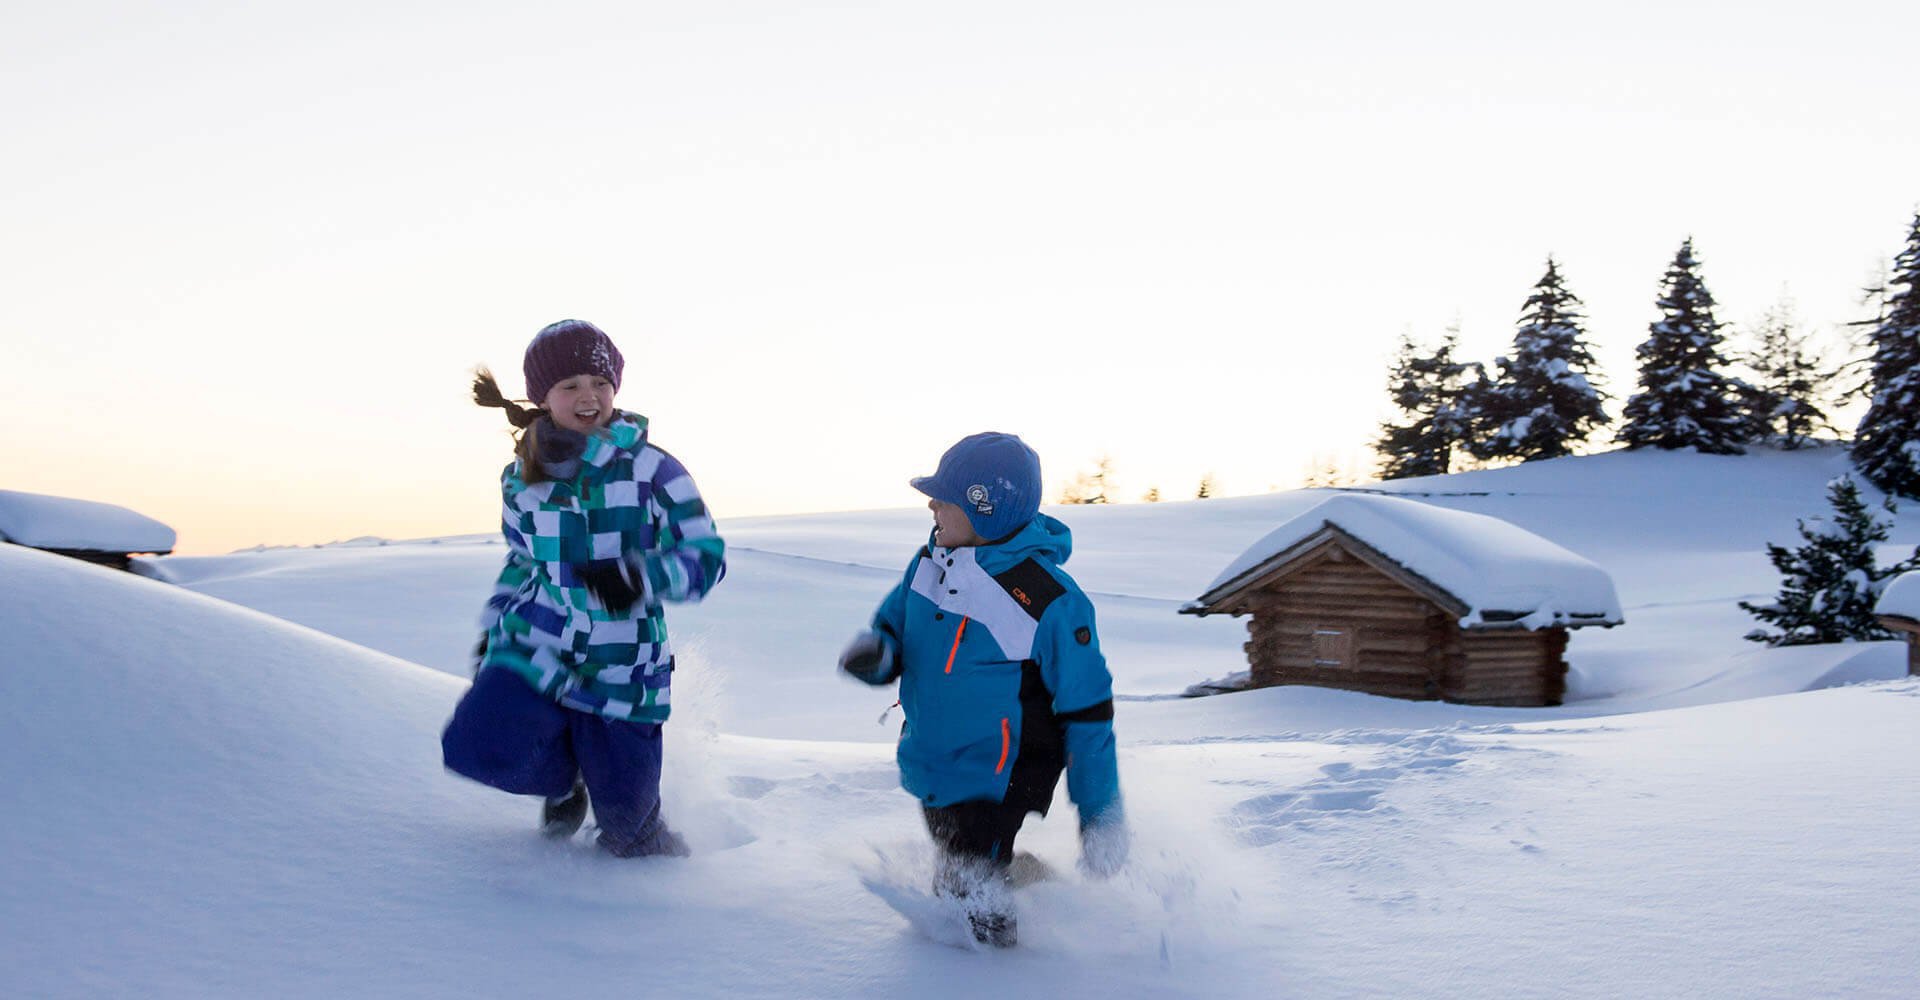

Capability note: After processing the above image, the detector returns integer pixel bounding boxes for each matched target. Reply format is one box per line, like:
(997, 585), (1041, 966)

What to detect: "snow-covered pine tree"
(1617, 238), (1752, 454)
(1376, 329), (1476, 479)
(1060, 456), (1116, 504)
(1742, 299), (1836, 449)
(1851, 213), (1920, 495)
(1739, 475), (1919, 645)
(1468, 257), (1610, 462)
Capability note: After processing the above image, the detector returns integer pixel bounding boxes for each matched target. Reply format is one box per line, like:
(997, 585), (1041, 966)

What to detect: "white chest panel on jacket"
(908, 545), (1040, 661)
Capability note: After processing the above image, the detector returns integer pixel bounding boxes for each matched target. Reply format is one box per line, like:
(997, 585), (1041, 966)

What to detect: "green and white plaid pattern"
(480, 413), (725, 722)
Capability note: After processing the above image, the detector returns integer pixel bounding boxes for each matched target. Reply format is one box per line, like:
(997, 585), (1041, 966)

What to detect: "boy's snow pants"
(441, 666), (673, 857)
(923, 799), (1031, 866)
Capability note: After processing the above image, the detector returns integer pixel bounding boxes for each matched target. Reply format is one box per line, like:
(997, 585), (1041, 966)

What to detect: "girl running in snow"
(443, 319), (726, 857)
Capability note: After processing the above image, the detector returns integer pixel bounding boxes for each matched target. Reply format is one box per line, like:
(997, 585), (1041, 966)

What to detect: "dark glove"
(471, 635), (488, 674)
(577, 557), (644, 614)
(838, 631), (893, 680)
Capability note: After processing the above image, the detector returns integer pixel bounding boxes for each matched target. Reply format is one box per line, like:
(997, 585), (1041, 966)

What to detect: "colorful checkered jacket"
(479, 412), (725, 723)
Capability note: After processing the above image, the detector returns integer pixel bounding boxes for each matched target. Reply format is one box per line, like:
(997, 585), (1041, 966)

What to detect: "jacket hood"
(931, 511), (1072, 570)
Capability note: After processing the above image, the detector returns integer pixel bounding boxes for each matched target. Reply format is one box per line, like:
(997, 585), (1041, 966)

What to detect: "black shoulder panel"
(1056, 699), (1114, 724)
(993, 558), (1067, 623)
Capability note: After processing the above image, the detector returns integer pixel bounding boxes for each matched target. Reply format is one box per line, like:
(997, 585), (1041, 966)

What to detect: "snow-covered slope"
(0, 543), (1252, 997)
(146, 444), (1915, 735)
(8, 445), (1919, 997)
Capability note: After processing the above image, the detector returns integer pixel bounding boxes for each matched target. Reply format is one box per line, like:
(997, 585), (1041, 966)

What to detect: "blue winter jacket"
(847, 514), (1121, 824)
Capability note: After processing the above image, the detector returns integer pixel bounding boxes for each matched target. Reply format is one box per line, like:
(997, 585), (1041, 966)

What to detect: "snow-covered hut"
(1872, 572), (1920, 676)
(0, 490), (176, 569)
(1182, 493), (1623, 706)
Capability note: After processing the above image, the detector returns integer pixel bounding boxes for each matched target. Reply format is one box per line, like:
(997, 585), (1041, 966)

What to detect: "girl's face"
(543, 374), (616, 434)
(929, 499), (985, 548)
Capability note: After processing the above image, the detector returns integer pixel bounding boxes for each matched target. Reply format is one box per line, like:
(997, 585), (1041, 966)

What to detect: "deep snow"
(0, 489), (176, 553)
(6, 444), (1918, 998)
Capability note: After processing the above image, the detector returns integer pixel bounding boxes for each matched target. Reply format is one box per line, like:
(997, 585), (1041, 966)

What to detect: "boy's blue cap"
(911, 432), (1043, 542)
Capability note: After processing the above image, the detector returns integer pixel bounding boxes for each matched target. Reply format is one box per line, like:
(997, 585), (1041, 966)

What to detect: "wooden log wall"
(1450, 627), (1568, 706)
(44, 548), (135, 571)
(1244, 550), (1451, 701)
(1241, 545), (1570, 707)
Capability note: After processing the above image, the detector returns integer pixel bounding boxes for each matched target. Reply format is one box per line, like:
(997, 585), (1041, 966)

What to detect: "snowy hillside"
(6, 446), (1919, 997)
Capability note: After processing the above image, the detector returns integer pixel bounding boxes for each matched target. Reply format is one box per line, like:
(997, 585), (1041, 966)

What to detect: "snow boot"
(968, 909), (1018, 948)
(541, 778), (589, 839)
(935, 859), (1018, 948)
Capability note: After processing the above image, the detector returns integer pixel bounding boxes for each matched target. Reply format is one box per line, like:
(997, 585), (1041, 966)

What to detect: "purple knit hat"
(523, 319), (625, 402)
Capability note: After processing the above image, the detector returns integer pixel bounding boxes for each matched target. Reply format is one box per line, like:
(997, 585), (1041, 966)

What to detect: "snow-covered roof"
(1185, 492), (1623, 629)
(0, 490), (176, 554)
(1874, 571), (1920, 622)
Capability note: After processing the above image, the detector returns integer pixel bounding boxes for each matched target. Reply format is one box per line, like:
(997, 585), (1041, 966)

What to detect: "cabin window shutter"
(1312, 626), (1351, 667)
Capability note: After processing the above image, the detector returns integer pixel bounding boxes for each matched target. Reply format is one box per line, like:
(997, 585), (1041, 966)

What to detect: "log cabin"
(1872, 572), (1920, 676)
(1182, 493), (1622, 706)
(0, 490), (176, 570)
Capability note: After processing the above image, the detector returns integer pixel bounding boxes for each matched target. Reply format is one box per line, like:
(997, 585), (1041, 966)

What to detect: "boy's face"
(929, 499), (986, 548)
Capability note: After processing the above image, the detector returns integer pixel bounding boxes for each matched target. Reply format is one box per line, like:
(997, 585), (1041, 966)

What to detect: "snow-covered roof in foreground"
(0, 490), (176, 554)
(1187, 492), (1623, 629)
(1875, 571), (1920, 621)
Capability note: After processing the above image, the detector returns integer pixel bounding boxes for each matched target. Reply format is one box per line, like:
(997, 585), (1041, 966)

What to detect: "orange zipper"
(995, 717), (1011, 774)
(943, 616), (969, 674)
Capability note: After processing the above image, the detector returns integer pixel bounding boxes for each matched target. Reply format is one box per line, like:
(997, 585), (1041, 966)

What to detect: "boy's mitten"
(577, 557), (645, 614)
(1077, 804), (1130, 879)
(837, 631), (894, 681)
(470, 635), (488, 674)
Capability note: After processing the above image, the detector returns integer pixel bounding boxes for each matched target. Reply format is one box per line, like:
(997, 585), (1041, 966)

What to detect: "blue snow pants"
(441, 666), (673, 857)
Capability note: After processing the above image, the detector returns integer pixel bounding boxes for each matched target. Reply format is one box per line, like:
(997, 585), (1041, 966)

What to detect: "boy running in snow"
(840, 432), (1128, 947)
(443, 319), (725, 857)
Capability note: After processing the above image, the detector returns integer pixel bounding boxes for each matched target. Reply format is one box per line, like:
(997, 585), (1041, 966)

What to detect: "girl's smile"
(543, 374), (616, 434)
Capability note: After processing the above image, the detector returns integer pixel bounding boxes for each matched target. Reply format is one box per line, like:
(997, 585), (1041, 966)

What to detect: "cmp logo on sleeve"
(993, 559), (1065, 623)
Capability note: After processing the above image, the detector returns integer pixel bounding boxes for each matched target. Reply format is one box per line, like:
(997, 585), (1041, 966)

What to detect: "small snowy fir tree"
(1742, 299), (1836, 449)
(1376, 329), (1477, 479)
(1301, 454), (1354, 488)
(1468, 257), (1611, 462)
(1195, 474), (1216, 499)
(1739, 475), (1919, 645)
(1060, 456), (1115, 504)
(1617, 239), (1753, 454)
(1851, 213), (1920, 496)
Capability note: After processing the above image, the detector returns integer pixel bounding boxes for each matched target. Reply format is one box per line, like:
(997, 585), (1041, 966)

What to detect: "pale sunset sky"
(4, 1), (1916, 554)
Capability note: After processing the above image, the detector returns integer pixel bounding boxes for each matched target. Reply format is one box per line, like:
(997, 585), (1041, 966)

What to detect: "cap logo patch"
(966, 484), (994, 515)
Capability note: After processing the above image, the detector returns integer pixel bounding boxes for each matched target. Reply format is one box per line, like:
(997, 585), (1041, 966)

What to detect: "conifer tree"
(1061, 456), (1116, 504)
(1195, 474), (1216, 499)
(1376, 329), (1476, 479)
(1852, 213), (1920, 495)
(1740, 476), (1919, 644)
(1617, 239), (1752, 453)
(1469, 257), (1611, 462)
(1742, 299), (1836, 449)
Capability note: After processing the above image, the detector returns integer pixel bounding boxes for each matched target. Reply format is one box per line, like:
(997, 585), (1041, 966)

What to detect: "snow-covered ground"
(0, 489), (175, 554)
(5, 445), (1918, 998)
